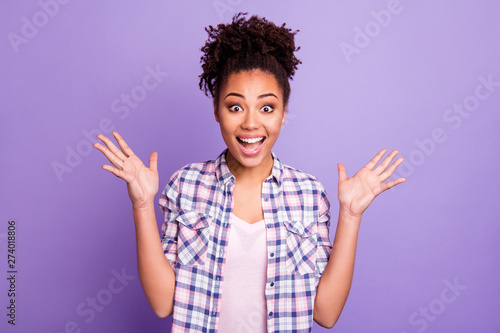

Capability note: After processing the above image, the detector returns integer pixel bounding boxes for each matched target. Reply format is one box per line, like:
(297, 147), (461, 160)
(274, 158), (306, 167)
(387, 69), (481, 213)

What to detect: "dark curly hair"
(199, 12), (301, 108)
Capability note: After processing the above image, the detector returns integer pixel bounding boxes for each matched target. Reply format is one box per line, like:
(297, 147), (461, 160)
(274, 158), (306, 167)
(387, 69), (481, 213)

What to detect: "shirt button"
(220, 249), (224, 256)
(212, 308), (217, 316)
(223, 223), (228, 228)
(267, 224), (272, 228)
(270, 253), (274, 257)
(264, 197), (269, 202)
(270, 282), (274, 287)
(216, 277), (220, 285)
(269, 311), (273, 317)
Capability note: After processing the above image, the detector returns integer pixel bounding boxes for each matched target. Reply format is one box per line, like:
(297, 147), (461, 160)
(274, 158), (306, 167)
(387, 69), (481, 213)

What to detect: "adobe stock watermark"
(389, 73), (499, 183)
(339, 0), (416, 64)
(7, 0), (73, 54)
(51, 64), (169, 183)
(236, 306), (266, 332)
(400, 277), (467, 333)
(50, 267), (135, 333)
(213, 0), (243, 21)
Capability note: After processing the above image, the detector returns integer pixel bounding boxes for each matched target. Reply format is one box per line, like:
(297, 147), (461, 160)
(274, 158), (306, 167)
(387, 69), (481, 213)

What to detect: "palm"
(122, 155), (159, 206)
(337, 149), (406, 217)
(94, 131), (159, 209)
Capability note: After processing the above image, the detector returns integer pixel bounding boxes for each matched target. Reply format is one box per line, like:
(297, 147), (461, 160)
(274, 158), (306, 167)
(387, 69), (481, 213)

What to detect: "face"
(214, 69), (287, 172)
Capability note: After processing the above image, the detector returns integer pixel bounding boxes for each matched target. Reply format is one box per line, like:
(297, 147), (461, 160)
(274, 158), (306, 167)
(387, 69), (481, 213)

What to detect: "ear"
(281, 105), (287, 125)
(214, 103), (220, 123)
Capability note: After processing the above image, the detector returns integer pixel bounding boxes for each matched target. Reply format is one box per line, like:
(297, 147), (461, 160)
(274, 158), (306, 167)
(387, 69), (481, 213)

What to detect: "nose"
(241, 109), (260, 130)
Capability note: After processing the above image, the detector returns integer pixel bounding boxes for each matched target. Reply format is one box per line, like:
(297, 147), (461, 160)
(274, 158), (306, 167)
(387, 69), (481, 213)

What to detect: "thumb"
(149, 152), (158, 173)
(338, 163), (347, 182)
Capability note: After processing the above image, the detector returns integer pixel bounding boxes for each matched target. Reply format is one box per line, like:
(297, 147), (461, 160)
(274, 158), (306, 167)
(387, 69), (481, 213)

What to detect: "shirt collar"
(215, 149), (283, 187)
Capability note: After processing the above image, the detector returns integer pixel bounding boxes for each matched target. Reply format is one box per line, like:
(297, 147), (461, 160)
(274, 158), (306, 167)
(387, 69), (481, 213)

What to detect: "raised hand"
(93, 131), (159, 209)
(337, 149), (406, 218)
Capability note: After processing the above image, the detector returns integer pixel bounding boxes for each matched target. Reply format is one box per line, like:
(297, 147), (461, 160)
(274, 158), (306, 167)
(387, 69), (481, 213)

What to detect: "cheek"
(264, 122), (283, 141)
(271, 117), (285, 132)
(218, 117), (236, 136)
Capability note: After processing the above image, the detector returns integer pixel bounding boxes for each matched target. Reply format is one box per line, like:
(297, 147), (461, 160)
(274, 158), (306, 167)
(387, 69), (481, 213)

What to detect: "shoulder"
(280, 162), (327, 195)
(278, 161), (331, 215)
(161, 156), (222, 213)
(168, 158), (217, 187)
(281, 162), (323, 186)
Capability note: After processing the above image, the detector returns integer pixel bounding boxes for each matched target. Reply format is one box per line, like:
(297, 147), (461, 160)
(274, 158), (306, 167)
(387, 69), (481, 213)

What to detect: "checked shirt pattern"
(159, 149), (332, 332)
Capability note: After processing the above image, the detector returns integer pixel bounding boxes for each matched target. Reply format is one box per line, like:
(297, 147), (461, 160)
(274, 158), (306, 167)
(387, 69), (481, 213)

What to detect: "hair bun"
(199, 12), (301, 101)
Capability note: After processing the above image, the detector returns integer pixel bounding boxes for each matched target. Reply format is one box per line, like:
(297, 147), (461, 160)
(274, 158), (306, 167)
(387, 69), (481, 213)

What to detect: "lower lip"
(237, 139), (265, 157)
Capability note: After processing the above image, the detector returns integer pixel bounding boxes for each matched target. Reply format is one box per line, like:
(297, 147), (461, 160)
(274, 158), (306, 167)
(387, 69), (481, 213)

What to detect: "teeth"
(239, 137), (264, 143)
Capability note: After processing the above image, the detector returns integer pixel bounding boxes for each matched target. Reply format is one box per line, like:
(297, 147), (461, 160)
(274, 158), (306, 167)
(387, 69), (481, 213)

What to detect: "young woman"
(94, 13), (406, 333)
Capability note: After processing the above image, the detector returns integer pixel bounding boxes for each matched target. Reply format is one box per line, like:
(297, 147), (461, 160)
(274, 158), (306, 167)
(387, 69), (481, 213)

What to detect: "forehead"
(221, 70), (282, 98)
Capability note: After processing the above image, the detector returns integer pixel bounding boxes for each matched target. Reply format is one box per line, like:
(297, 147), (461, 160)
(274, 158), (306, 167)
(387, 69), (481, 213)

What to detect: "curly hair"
(199, 12), (301, 108)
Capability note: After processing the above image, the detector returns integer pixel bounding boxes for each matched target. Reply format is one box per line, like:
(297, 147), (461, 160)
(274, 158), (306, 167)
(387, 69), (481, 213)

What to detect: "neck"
(225, 151), (274, 184)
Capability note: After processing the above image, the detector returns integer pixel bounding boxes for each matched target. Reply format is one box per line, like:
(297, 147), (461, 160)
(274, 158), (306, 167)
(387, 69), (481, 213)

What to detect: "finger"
(149, 152), (158, 173)
(365, 148), (387, 170)
(111, 131), (136, 158)
(383, 177), (406, 190)
(373, 149), (399, 175)
(101, 164), (126, 180)
(93, 141), (125, 169)
(338, 163), (347, 182)
(379, 157), (405, 181)
(97, 133), (128, 161)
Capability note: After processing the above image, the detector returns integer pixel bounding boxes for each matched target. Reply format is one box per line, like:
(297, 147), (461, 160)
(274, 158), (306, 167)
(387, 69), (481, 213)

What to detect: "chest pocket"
(284, 219), (318, 275)
(176, 210), (212, 266)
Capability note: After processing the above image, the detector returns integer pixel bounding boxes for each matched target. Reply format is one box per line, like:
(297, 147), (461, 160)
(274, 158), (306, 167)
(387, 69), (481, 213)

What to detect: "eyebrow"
(224, 92), (279, 100)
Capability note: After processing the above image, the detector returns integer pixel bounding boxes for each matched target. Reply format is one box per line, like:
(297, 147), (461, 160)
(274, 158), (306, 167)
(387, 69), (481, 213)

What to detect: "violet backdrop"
(1, 0), (499, 332)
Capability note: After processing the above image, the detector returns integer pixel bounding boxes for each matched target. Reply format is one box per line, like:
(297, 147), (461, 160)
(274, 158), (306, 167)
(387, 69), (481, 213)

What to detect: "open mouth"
(237, 136), (265, 153)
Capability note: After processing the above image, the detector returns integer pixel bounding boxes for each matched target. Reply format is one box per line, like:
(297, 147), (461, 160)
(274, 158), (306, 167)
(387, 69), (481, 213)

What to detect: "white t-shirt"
(218, 213), (268, 333)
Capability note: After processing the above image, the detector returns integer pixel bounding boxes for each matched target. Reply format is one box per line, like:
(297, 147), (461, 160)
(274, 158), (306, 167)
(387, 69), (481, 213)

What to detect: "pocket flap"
(283, 219), (317, 237)
(175, 210), (212, 230)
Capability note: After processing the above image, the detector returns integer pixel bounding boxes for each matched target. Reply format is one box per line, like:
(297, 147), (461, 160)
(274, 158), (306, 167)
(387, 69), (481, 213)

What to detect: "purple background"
(1, 0), (499, 332)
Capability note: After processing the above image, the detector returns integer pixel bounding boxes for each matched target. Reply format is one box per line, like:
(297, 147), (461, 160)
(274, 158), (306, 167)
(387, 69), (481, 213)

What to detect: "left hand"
(337, 148), (406, 218)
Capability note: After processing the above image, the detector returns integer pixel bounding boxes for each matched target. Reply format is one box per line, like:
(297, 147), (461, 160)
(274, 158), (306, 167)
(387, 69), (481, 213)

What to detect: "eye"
(261, 105), (274, 113)
(229, 105), (242, 112)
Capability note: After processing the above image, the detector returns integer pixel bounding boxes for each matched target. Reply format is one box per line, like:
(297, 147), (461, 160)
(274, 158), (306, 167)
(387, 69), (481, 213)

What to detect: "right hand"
(93, 131), (159, 209)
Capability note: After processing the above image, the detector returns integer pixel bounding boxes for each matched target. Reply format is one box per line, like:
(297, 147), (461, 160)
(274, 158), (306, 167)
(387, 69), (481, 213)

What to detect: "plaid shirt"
(159, 149), (332, 332)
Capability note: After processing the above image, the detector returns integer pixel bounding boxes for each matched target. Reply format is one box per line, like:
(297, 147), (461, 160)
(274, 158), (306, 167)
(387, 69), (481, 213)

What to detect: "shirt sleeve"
(158, 170), (181, 272)
(315, 182), (332, 289)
